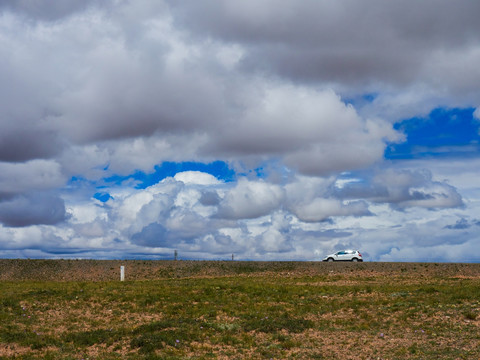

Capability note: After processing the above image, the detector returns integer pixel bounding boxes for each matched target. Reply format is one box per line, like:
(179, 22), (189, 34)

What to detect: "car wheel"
(327, 258), (334, 262)
(352, 258), (358, 262)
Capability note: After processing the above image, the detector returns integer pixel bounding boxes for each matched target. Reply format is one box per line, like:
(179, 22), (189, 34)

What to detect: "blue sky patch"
(93, 192), (112, 203)
(386, 107), (480, 159)
(105, 161), (235, 189)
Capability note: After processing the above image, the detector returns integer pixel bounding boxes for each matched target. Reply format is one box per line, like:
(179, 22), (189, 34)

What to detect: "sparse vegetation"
(0, 260), (479, 359)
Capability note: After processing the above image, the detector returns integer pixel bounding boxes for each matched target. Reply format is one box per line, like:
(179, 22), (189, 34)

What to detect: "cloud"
(0, 0), (99, 21)
(444, 218), (470, 230)
(169, 1), (480, 82)
(0, 165), (473, 261)
(290, 198), (370, 223)
(72, 220), (107, 238)
(199, 191), (221, 207)
(210, 84), (399, 175)
(0, 1), (479, 262)
(335, 168), (463, 210)
(0, 129), (62, 163)
(195, 233), (239, 256)
(110, 176), (225, 250)
(174, 171), (220, 186)
(474, 108), (480, 121)
(0, 2), (399, 178)
(216, 179), (284, 219)
(0, 225), (62, 252)
(0, 160), (65, 196)
(131, 222), (168, 248)
(372, 169), (463, 209)
(170, 0), (480, 122)
(256, 227), (293, 254)
(0, 192), (67, 227)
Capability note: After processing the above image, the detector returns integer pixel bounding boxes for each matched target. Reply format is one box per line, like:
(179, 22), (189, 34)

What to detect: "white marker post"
(120, 265), (125, 281)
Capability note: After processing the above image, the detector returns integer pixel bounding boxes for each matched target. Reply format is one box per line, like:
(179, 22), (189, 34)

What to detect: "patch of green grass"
(463, 309), (477, 320)
(242, 314), (314, 333)
(63, 328), (127, 347)
(0, 327), (59, 350)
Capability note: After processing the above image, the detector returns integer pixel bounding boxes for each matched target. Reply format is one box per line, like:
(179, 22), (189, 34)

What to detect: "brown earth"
(1, 259), (479, 281)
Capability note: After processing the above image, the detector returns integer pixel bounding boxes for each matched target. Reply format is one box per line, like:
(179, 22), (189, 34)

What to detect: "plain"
(0, 260), (479, 359)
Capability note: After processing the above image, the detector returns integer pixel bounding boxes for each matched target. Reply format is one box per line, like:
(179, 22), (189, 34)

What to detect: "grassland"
(0, 260), (479, 359)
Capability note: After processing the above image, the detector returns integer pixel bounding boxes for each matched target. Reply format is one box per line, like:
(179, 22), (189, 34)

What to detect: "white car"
(323, 250), (363, 262)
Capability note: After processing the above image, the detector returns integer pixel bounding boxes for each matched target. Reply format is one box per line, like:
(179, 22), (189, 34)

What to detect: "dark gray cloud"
(168, 0), (480, 91)
(0, 0), (98, 21)
(0, 129), (62, 163)
(0, 192), (67, 227)
(170, 1), (480, 47)
(0, 160), (65, 196)
(131, 213), (214, 248)
(199, 191), (221, 206)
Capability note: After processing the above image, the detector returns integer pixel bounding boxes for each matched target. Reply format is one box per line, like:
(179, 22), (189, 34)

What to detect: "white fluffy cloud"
(174, 171), (220, 186)
(217, 179), (285, 220)
(0, 165), (464, 260)
(212, 85), (399, 175)
(474, 107), (480, 121)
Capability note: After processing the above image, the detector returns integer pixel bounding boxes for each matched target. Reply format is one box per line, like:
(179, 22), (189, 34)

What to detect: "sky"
(1, 1), (480, 262)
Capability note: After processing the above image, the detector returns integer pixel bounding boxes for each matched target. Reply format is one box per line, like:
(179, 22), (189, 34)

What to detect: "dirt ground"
(1, 259), (479, 282)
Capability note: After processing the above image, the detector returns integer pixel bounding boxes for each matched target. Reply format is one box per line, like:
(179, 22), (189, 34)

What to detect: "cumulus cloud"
(174, 171), (220, 186)
(68, 170), (464, 258)
(216, 179), (285, 219)
(211, 85), (399, 175)
(0, 164), (471, 260)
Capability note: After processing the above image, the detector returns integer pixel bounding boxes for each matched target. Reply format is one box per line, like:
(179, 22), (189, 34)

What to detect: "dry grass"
(0, 260), (479, 359)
